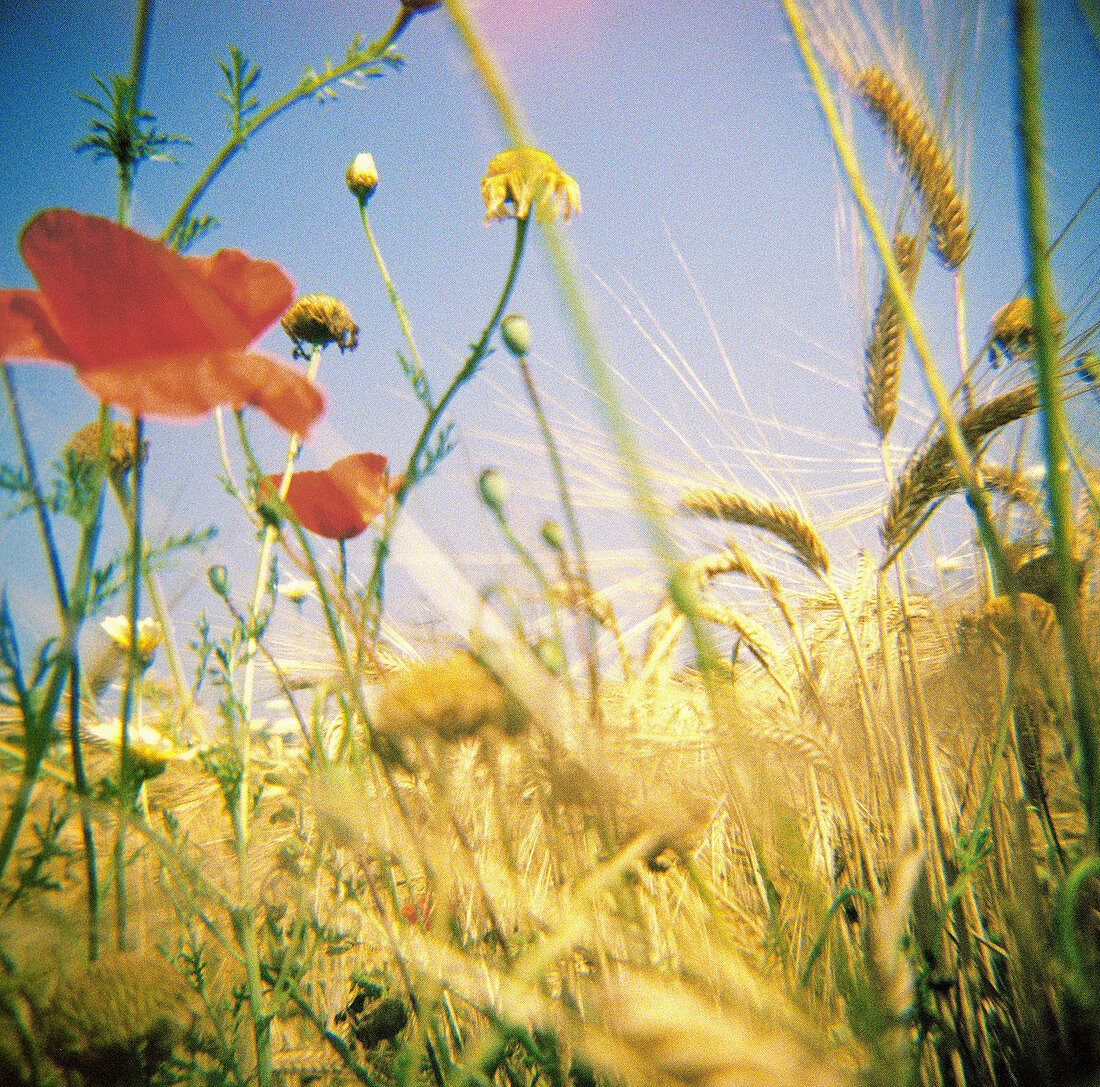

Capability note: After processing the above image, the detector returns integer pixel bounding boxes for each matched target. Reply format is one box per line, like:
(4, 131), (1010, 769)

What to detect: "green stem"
(1, 366), (68, 620)
(117, 0), (154, 225)
(161, 12), (407, 245)
(359, 202), (425, 377)
(365, 213), (531, 631)
(1015, 0), (1099, 848)
(115, 415), (145, 951)
(516, 355), (600, 715)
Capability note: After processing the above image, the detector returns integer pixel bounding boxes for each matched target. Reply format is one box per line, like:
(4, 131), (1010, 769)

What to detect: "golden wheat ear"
(857, 67), (973, 269)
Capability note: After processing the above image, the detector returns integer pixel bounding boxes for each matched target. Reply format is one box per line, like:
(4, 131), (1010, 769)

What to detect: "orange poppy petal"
(0, 289), (75, 363)
(78, 352), (325, 434)
(19, 209), (294, 371)
(269, 453), (393, 540)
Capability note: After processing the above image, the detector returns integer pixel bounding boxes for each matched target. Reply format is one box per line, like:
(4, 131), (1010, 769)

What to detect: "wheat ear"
(680, 489), (829, 575)
(857, 67), (972, 269)
(865, 233), (919, 438)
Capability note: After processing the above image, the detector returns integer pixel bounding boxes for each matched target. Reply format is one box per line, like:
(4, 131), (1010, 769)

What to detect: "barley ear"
(857, 67), (973, 268)
(864, 233), (919, 438)
(681, 488), (830, 575)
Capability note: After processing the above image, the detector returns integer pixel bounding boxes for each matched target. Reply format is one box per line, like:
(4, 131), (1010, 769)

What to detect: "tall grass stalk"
(1015, 0), (1100, 848)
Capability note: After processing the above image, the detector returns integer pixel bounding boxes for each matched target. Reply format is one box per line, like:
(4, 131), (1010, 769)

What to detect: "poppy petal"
(268, 453), (394, 540)
(78, 352), (325, 434)
(0, 289), (75, 364)
(19, 209), (294, 371)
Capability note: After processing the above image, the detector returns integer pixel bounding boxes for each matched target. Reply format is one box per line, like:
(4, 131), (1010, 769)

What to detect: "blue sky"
(0, 1), (1097, 662)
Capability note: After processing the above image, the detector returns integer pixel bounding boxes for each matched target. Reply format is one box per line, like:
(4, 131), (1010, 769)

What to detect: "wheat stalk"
(680, 489), (830, 575)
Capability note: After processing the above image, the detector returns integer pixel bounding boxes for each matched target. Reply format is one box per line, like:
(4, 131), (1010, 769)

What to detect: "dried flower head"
(281, 294), (359, 359)
(0, 209), (324, 433)
(64, 419), (148, 483)
(346, 152), (380, 203)
(375, 651), (531, 742)
(481, 147), (581, 223)
(989, 296), (1065, 360)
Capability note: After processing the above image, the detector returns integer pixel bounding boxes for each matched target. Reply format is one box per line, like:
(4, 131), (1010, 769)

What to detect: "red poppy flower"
(0, 209), (324, 434)
(265, 452), (401, 540)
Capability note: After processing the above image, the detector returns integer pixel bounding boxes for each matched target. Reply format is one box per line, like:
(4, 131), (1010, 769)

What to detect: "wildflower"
(279, 577), (315, 603)
(281, 293), (359, 359)
(481, 147), (581, 223)
(64, 418), (148, 485)
(345, 152), (380, 204)
(84, 715), (201, 782)
(0, 208), (324, 434)
(101, 615), (163, 669)
(264, 452), (400, 540)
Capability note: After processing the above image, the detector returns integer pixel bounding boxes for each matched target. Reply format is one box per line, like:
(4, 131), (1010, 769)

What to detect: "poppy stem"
(365, 213), (531, 637)
(114, 414), (145, 951)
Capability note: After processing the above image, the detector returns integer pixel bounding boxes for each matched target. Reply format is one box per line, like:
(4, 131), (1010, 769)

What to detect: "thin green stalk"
(229, 342), (322, 1087)
(161, 11), (408, 245)
(117, 0), (154, 225)
(1, 366), (68, 620)
(365, 214), (531, 629)
(358, 202), (425, 377)
(114, 415), (145, 951)
(516, 355), (601, 716)
(1015, 0), (1099, 848)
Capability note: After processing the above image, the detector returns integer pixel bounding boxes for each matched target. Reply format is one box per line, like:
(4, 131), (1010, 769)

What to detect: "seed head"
(345, 152), (379, 204)
(280, 294), (359, 359)
(481, 147), (581, 223)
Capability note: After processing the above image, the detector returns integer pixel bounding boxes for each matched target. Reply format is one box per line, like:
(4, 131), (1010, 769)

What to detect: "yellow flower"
(101, 615), (163, 668)
(84, 717), (201, 781)
(481, 147), (581, 224)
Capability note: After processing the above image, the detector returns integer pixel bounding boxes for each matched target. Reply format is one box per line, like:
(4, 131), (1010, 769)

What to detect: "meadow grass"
(0, 2), (1098, 1086)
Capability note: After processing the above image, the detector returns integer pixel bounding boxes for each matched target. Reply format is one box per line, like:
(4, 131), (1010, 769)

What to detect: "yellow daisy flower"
(481, 147), (581, 224)
(100, 615), (163, 668)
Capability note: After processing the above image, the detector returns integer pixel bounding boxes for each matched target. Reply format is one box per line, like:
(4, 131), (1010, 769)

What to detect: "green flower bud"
(207, 564), (230, 597)
(478, 468), (509, 513)
(500, 313), (531, 357)
(540, 519), (565, 551)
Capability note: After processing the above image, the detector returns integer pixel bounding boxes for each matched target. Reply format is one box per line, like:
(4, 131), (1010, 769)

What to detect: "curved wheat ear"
(857, 67), (972, 269)
(864, 233), (919, 438)
(882, 384), (1039, 552)
(680, 488), (829, 574)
